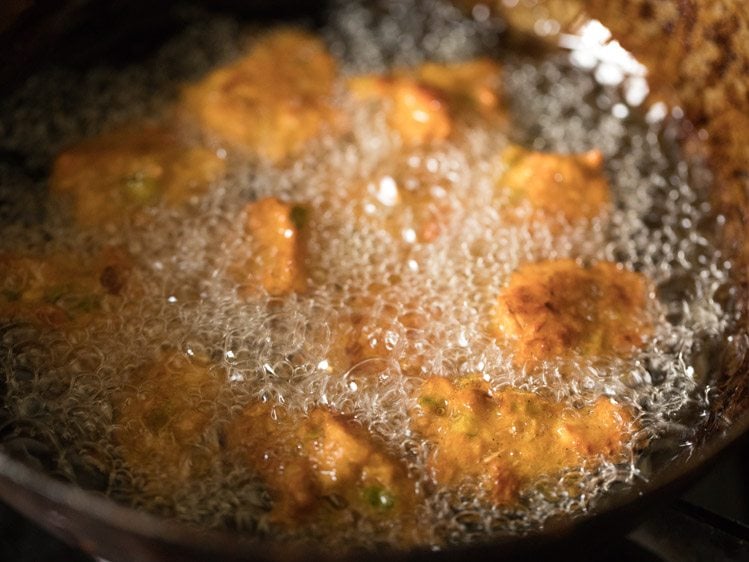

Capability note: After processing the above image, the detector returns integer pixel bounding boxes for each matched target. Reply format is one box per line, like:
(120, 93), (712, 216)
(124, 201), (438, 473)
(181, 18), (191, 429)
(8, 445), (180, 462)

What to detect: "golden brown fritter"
(414, 58), (505, 123)
(113, 351), (224, 497)
(498, 145), (611, 223)
(0, 246), (133, 327)
(352, 154), (456, 244)
(349, 75), (452, 146)
(51, 126), (225, 227)
(411, 376), (635, 505)
(181, 28), (339, 163)
(491, 260), (651, 367)
(228, 197), (308, 297)
(348, 58), (504, 146)
(225, 404), (418, 529)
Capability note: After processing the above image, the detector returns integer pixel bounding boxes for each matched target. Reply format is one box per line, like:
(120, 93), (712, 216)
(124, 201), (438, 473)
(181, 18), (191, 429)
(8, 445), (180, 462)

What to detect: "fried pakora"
(498, 145), (611, 223)
(491, 259), (651, 367)
(348, 58), (504, 146)
(415, 58), (505, 122)
(113, 351), (224, 497)
(225, 404), (417, 528)
(51, 126), (225, 227)
(181, 28), (339, 163)
(0, 247), (133, 327)
(228, 197), (308, 297)
(412, 375), (635, 505)
(349, 75), (452, 146)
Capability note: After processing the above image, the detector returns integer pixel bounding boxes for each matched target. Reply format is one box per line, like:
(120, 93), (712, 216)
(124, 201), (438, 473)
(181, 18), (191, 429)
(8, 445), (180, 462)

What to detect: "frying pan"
(0, 1), (748, 560)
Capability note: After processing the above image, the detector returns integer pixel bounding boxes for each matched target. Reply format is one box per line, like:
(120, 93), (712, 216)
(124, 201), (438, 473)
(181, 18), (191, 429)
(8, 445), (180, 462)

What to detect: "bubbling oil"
(0, 0), (734, 549)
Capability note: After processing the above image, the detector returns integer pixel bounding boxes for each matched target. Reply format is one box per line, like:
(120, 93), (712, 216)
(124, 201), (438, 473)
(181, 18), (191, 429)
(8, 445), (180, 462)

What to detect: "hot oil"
(0, 0), (736, 549)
